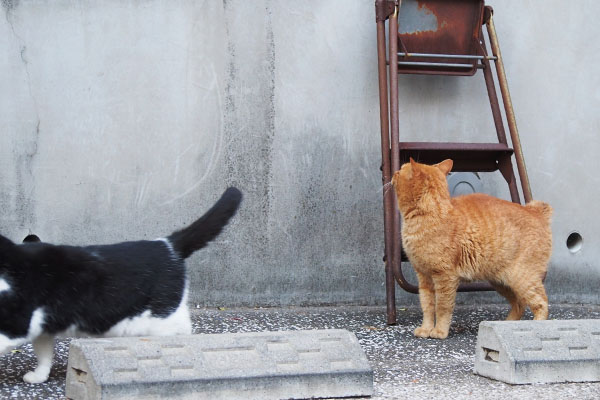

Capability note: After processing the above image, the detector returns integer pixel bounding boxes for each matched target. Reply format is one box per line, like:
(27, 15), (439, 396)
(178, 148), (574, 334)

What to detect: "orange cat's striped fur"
(392, 158), (552, 339)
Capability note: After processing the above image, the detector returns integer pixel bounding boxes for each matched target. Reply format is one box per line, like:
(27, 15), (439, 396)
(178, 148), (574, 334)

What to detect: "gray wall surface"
(1, 0), (598, 307)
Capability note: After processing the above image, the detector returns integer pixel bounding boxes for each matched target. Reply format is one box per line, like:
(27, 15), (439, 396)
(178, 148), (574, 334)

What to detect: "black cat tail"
(168, 187), (242, 259)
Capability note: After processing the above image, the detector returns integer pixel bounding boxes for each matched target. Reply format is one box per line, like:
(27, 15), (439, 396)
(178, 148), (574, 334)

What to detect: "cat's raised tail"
(168, 187), (243, 259)
(525, 200), (553, 223)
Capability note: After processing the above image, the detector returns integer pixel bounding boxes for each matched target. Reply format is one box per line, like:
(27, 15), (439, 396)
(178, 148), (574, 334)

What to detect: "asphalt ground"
(1, 303), (599, 399)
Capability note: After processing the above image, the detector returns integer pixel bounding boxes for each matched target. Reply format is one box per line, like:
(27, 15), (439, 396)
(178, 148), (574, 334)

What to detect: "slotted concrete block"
(474, 320), (600, 384)
(65, 329), (373, 400)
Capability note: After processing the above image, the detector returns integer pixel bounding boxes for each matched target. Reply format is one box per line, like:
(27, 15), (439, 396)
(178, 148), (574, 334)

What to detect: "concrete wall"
(1, 0), (598, 307)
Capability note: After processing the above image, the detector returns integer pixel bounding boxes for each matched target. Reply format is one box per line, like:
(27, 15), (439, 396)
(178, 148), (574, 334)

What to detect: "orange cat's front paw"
(414, 326), (433, 338)
(429, 327), (449, 339)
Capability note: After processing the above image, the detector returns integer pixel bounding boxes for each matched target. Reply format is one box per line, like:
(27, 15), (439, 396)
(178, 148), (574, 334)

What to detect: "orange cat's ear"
(408, 157), (419, 177)
(435, 159), (453, 175)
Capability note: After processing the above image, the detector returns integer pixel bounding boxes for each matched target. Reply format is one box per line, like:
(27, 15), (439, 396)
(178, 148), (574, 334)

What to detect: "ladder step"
(399, 142), (514, 172)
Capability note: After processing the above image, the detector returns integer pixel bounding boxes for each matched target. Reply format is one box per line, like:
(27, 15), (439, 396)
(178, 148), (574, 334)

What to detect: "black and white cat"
(0, 187), (242, 383)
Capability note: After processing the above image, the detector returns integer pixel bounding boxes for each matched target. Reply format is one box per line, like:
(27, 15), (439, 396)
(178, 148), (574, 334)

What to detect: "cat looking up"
(392, 159), (552, 339)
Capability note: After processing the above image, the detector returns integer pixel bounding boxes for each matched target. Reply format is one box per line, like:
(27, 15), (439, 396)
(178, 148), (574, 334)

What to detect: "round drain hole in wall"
(566, 232), (583, 253)
(23, 234), (41, 243)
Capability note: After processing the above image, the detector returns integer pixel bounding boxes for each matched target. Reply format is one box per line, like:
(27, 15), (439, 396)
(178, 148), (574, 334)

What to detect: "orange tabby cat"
(392, 158), (552, 339)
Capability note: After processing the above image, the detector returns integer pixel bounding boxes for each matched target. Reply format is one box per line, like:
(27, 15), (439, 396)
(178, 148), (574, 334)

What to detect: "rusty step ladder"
(375, 0), (533, 325)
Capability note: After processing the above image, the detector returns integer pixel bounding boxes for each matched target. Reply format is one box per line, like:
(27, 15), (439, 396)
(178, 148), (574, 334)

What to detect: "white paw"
(23, 370), (49, 384)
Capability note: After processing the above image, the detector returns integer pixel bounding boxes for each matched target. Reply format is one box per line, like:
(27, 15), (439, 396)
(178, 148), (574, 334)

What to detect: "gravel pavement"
(1, 303), (599, 399)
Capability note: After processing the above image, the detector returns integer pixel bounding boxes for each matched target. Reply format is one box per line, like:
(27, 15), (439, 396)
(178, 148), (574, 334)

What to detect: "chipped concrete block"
(474, 320), (600, 384)
(65, 329), (373, 399)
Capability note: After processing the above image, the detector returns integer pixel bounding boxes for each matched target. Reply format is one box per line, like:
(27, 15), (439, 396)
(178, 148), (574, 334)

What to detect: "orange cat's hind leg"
(528, 282), (549, 320)
(505, 274), (549, 321)
(491, 282), (525, 320)
(414, 272), (435, 338)
(429, 275), (460, 339)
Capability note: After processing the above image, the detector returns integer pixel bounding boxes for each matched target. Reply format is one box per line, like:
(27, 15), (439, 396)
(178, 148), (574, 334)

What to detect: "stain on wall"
(0, 0), (598, 307)
(222, 0), (275, 260)
(4, 0), (39, 232)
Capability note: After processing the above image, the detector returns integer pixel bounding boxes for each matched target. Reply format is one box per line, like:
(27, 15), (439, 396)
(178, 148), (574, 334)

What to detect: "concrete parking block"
(474, 319), (600, 384)
(65, 329), (373, 400)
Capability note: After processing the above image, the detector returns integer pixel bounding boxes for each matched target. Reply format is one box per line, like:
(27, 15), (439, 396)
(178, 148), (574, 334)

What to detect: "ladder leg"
(376, 17), (397, 325)
(486, 9), (533, 203)
(389, 5), (420, 297)
(480, 39), (521, 204)
(479, 35), (508, 146)
(498, 155), (521, 204)
(388, 6), (404, 296)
